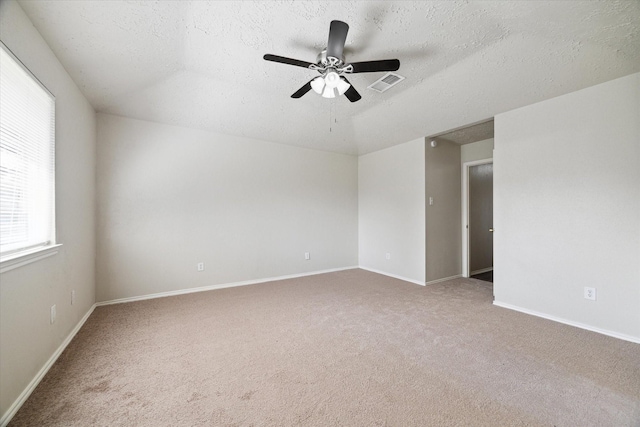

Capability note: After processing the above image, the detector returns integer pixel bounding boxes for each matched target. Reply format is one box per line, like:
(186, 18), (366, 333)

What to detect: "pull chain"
(329, 98), (337, 133)
(329, 99), (333, 132)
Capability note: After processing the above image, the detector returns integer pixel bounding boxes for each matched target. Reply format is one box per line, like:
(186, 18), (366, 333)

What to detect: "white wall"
(494, 72), (640, 341)
(358, 138), (426, 284)
(425, 140), (461, 282)
(0, 0), (97, 420)
(461, 138), (493, 163)
(96, 114), (358, 302)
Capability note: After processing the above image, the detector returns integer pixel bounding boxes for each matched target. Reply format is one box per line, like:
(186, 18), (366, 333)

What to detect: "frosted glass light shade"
(311, 77), (325, 95)
(322, 86), (336, 98)
(336, 79), (350, 96)
(324, 71), (340, 88)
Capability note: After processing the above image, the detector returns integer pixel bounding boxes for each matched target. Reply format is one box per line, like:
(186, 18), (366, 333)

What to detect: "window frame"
(0, 42), (60, 272)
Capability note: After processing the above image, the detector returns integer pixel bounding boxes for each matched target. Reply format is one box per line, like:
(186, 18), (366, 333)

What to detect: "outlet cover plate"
(584, 287), (596, 301)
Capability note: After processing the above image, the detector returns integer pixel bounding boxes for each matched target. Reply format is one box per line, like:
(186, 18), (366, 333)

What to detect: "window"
(0, 43), (56, 262)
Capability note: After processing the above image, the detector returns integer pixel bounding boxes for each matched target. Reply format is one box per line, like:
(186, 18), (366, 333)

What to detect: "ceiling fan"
(263, 20), (400, 102)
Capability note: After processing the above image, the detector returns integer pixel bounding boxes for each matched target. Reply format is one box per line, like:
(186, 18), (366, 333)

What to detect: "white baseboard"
(426, 274), (462, 285)
(1, 304), (96, 427)
(358, 266), (425, 286)
(96, 266), (359, 306)
(470, 267), (493, 276)
(493, 300), (640, 344)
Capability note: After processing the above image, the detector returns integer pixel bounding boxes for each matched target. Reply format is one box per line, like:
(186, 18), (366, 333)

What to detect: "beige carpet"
(9, 269), (640, 426)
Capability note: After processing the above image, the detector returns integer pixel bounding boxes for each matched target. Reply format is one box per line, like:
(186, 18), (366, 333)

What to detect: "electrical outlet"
(50, 305), (56, 324)
(385, 253), (391, 260)
(71, 290), (76, 305)
(304, 252), (310, 260)
(197, 262), (204, 272)
(584, 287), (596, 301)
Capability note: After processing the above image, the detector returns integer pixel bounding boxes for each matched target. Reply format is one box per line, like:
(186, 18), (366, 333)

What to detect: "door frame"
(461, 158), (493, 278)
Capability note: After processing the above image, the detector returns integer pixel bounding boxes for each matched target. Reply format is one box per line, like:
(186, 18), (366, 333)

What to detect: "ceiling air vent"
(367, 72), (405, 93)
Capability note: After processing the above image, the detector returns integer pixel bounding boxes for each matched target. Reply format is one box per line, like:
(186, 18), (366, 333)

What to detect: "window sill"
(0, 244), (62, 274)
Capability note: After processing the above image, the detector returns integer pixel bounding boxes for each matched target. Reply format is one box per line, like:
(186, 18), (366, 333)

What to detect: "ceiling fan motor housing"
(316, 50), (344, 67)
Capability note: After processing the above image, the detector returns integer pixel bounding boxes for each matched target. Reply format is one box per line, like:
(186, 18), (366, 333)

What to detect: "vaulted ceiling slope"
(18, 1), (640, 155)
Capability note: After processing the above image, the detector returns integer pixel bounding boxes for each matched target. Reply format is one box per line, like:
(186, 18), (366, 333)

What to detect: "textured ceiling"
(434, 120), (494, 145)
(18, 1), (640, 155)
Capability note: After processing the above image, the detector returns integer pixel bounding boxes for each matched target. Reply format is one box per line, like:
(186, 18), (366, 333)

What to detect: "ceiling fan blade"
(291, 80), (314, 98)
(326, 20), (349, 60)
(349, 59), (400, 73)
(340, 77), (361, 102)
(263, 54), (314, 69)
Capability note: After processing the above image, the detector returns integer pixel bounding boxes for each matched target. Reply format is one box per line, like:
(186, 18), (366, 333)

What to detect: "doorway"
(462, 159), (493, 280)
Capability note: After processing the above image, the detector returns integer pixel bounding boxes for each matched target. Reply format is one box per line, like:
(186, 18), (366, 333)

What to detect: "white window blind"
(0, 44), (56, 258)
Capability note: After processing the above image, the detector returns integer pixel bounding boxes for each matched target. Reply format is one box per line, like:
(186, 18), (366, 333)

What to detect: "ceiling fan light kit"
(311, 73), (350, 99)
(264, 20), (400, 102)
